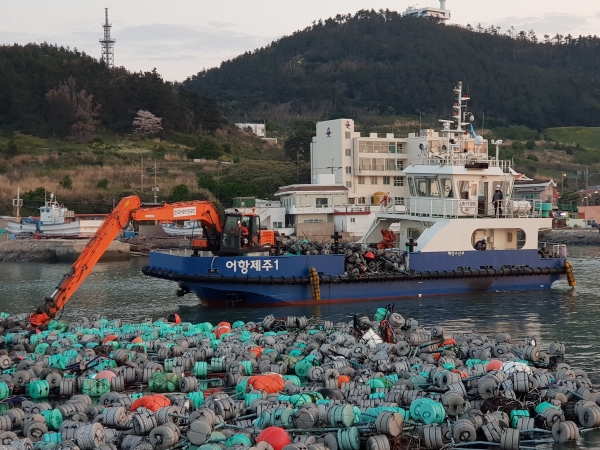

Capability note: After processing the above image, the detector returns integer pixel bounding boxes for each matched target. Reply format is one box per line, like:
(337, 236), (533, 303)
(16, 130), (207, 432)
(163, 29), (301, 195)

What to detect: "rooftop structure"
(404, 0), (451, 24)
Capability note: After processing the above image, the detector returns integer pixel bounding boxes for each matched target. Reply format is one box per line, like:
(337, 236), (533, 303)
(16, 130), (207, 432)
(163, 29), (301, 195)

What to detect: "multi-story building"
(403, 1), (451, 24)
(235, 123), (266, 138)
(310, 118), (487, 207)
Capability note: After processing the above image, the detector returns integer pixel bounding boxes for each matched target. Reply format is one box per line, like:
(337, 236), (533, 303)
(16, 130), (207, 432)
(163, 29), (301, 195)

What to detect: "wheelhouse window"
(441, 178), (454, 198)
(458, 180), (470, 200)
(414, 177), (440, 197)
(408, 178), (416, 197)
(316, 198), (328, 207)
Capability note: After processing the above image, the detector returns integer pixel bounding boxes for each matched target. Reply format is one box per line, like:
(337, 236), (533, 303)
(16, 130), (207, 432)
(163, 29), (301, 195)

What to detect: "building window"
(345, 148), (352, 156)
(396, 143), (404, 153)
(388, 143), (396, 153)
(383, 176), (390, 185)
(396, 160), (404, 171)
(273, 221), (283, 228)
(358, 197), (366, 204)
(393, 176), (404, 187)
(358, 176), (365, 185)
(370, 177), (378, 184)
(345, 132), (351, 139)
(346, 181), (352, 188)
(316, 198), (328, 207)
(346, 166), (352, 174)
(350, 218), (356, 223)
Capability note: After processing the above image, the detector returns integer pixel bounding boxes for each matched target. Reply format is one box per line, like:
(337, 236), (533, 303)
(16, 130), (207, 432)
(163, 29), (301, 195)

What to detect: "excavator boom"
(29, 196), (223, 327)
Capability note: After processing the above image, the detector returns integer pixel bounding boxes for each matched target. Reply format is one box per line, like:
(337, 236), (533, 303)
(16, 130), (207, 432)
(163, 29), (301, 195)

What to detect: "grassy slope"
(543, 128), (600, 150)
(0, 129), (288, 215)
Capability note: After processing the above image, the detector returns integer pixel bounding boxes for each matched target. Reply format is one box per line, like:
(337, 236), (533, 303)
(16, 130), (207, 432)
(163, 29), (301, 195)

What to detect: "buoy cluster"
(278, 239), (407, 278)
(0, 308), (596, 450)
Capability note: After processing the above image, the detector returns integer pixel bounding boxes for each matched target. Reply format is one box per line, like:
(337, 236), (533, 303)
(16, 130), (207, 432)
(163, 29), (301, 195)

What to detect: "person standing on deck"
(493, 185), (503, 217)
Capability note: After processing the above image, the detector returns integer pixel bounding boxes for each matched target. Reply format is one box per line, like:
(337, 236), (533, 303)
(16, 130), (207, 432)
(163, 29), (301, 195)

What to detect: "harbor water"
(0, 247), (598, 386)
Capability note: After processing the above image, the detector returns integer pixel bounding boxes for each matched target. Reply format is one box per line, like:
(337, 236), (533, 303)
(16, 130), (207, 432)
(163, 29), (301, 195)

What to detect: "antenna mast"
(99, 8), (116, 68)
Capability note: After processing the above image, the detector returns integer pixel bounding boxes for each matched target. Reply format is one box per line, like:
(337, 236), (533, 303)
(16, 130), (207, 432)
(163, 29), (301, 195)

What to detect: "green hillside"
(184, 10), (600, 130)
(543, 127), (600, 150)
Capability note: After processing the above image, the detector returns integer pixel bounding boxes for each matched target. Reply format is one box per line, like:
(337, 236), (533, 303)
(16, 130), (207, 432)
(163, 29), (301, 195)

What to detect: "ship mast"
(12, 187), (23, 219)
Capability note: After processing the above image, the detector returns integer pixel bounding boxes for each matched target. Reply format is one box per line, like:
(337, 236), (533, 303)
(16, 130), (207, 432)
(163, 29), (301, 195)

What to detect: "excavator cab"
(219, 213), (274, 255)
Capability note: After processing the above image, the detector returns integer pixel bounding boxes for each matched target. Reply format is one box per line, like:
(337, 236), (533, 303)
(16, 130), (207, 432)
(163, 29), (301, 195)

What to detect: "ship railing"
(398, 198), (545, 219)
(538, 242), (568, 258)
(413, 158), (512, 171)
(153, 248), (194, 257)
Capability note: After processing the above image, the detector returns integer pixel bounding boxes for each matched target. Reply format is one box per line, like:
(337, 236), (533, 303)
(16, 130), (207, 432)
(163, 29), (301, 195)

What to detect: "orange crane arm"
(29, 196), (223, 327)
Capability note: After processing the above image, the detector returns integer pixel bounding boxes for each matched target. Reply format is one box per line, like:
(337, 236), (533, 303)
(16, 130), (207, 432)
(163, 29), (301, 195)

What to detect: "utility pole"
(326, 159), (342, 175)
(12, 187), (23, 219)
(585, 166), (589, 190)
(148, 159), (162, 203)
(141, 156), (144, 192)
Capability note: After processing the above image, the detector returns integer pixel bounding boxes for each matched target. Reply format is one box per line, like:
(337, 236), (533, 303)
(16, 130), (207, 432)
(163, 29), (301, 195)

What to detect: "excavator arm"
(29, 196), (223, 327)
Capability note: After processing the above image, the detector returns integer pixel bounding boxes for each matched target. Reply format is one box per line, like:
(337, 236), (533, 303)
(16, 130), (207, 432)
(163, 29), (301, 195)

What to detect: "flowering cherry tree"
(133, 110), (163, 137)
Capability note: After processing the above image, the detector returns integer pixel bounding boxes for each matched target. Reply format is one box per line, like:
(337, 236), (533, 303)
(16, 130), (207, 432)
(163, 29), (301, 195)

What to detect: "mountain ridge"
(183, 10), (600, 130)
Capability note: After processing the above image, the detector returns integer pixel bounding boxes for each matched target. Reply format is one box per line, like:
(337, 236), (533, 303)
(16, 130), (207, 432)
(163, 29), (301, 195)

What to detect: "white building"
(403, 1), (451, 24)
(310, 118), (487, 207)
(235, 123), (266, 138)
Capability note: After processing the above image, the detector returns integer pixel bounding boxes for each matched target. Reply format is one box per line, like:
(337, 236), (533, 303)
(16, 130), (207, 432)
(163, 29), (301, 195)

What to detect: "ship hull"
(5, 220), (103, 237)
(144, 249), (566, 306)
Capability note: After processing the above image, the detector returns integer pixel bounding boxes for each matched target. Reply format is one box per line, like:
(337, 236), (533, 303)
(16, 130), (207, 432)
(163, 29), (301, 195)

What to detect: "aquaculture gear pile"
(0, 309), (596, 450)
(278, 239), (407, 278)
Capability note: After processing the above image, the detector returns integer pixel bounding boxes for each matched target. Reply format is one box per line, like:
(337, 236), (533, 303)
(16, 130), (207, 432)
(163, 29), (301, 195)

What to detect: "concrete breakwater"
(541, 229), (600, 246)
(0, 240), (130, 263)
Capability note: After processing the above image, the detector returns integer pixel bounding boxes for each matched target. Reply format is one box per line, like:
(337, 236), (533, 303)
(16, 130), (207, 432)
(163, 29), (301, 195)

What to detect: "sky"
(1, 0), (599, 81)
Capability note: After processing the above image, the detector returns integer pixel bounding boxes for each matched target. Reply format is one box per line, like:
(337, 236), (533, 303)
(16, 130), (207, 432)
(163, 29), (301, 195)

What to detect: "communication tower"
(99, 8), (116, 68)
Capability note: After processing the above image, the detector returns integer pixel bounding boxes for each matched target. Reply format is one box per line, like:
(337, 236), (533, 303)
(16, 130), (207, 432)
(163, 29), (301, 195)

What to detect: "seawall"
(541, 229), (600, 246)
(0, 239), (130, 263)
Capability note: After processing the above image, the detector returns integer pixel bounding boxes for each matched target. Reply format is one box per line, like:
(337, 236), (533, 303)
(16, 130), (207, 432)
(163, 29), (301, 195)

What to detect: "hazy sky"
(2, 1), (599, 81)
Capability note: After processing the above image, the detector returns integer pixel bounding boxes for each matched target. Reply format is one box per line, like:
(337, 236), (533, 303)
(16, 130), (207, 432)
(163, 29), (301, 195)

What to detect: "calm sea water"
(1, 247), (600, 445)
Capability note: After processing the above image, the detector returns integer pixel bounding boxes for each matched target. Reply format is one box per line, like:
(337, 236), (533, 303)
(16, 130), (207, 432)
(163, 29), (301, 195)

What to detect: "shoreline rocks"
(0, 240), (130, 263)
(540, 229), (600, 246)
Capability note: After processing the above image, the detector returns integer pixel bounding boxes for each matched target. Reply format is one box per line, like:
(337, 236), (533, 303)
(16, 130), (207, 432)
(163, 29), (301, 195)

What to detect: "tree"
(525, 140), (536, 150)
(133, 110), (163, 137)
(45, 77), (99, 142)
(5, 140), (18, 158)
(171, 184), (191, 202)
(96, 178), (109, 190)
(59, 175), (73, 190)
(284, 131), (313, 162)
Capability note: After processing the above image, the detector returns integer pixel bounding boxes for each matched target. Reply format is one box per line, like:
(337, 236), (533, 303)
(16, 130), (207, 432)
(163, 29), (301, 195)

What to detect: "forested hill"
(184, 10), (600, 130)
(0, 43), (225, 137)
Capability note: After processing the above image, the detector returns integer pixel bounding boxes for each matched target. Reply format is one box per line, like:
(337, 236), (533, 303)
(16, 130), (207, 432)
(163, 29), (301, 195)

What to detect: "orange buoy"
(433, 353), (441, 361)
(215, 322), (232, 338)
(486, 360), (503, 372)
(257, 427), (291, 450)
(441, 338), (457, 346)
(247, 374), (285, 394)
(337, 375), (351, 388)
(130, 394), (171, 412)
(166, 313), (181, 324)
(130, 337), (143, 344)
(249, 347), (264, 357)
(96, 370), (117, 380)
(102, 335), (118, 344)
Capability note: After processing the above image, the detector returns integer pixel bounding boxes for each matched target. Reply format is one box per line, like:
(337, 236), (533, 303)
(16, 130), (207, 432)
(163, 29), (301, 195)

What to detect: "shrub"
(512, 141), (524, 150)
(96, 178), (109, 190)
(59, 175), (73, 190)
(525, 140), (536, 150)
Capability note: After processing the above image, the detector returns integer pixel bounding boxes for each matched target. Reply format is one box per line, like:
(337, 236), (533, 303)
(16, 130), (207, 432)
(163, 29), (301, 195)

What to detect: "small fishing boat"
(5, 193), (104, 238)
(161, 220), (204, 237)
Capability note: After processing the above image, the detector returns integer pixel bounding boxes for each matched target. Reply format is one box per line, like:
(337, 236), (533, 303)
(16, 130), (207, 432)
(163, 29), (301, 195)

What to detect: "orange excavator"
(29, 196), (274, 327)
